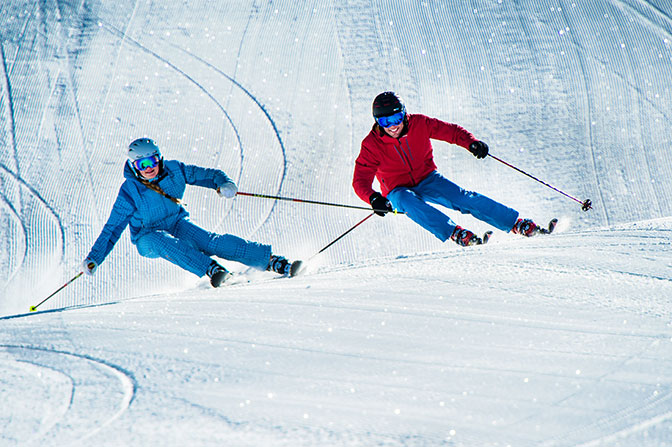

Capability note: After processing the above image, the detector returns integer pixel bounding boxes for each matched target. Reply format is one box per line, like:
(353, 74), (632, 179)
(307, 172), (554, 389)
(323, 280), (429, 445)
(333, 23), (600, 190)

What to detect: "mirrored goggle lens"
(376, 111), (406, 128)
(133, 155), (160, 171)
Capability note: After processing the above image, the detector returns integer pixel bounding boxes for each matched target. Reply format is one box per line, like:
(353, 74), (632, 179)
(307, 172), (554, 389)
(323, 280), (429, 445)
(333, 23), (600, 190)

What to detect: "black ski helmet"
(372, 91), (405, 118)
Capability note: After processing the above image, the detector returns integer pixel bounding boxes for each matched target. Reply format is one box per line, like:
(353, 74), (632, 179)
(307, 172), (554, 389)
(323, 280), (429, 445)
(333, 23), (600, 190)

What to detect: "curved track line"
(0, 194), (28, 287)
(0, 164), (66, 263)
(1, 344), (136, 443)
(97, 21), (244, 225)
(53, 0), (96, 206)
(99, 21), (244, 158)
(0, 43), (19, 175)
(90, 0), (138, 150)
(165, 42), (288, 235)
(99, 20), (287, 236)
(0, 6), (66, 279)
(0, 357), (73, 444)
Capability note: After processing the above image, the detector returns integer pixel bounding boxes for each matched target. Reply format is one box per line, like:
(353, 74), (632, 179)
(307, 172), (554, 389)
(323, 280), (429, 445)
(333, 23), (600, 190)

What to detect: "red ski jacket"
(353, 113), (479, 201)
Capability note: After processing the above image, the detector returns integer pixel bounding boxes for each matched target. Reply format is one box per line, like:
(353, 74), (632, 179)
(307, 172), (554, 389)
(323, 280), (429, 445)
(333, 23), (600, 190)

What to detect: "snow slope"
(1, 0), (671, 445)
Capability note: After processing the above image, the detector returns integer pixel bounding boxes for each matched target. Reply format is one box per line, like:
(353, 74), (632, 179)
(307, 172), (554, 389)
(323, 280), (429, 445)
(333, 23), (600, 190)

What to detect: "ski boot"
(267, 255), (304, 277)
(511, 218), (540, 237)
(207, 261), (231, 288)
(450, 226), (482, 247)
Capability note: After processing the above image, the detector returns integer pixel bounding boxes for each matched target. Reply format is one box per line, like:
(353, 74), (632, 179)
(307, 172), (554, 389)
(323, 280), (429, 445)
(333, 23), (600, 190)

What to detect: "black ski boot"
(267, 255), (303, 277)
(207, 262), (231, 288)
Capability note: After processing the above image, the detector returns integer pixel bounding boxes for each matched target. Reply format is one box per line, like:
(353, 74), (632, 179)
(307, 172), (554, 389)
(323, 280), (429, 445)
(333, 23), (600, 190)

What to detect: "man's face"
(377, 110), (406, 138)
(383, 121), (404, 138)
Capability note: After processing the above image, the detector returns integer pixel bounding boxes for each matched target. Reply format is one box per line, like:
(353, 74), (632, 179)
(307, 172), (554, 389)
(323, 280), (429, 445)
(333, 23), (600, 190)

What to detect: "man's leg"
(416, 171), (519, 232)
(387, 187), (457, 242)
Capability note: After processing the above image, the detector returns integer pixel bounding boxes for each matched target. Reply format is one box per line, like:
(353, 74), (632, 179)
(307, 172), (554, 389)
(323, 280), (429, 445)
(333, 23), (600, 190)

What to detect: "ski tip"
(290, 260), (305, 277)
(473, 231), (493, 245)
(540, 218), (558, 235)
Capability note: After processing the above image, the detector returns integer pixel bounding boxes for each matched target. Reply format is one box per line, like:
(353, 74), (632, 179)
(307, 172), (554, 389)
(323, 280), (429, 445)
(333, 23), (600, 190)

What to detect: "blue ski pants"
(135, 218), (271, 276)
(386, 171), (519, 242)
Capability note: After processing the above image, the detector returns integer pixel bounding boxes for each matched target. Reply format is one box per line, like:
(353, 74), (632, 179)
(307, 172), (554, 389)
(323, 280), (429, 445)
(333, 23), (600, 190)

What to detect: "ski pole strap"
(237, 191), (404, 214)
(138, 178), (185, 206)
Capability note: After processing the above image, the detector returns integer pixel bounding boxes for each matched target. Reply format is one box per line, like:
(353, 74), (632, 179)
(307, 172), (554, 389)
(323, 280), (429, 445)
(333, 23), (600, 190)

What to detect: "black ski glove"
(369, 192), (393, 217)
(469, 140), (489, 159)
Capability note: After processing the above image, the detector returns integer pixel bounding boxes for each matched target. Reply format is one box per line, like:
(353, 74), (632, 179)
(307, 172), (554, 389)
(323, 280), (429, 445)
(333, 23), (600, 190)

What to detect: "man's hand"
(369, 192), (393, 217)
(469, 140), (489, 159)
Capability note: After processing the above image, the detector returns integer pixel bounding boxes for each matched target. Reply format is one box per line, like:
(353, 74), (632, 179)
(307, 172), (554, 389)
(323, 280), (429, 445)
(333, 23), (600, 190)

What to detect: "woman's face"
(139, 165), (160, 179)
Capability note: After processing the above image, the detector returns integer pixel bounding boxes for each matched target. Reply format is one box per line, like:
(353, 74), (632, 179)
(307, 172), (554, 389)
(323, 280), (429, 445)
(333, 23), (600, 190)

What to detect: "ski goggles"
(133, 155), (161, 171)
(375, 110), (406, 128)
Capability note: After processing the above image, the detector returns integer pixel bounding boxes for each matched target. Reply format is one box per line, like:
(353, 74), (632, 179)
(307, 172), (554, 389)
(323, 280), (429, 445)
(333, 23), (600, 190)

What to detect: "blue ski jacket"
(86, 160), (233, 265)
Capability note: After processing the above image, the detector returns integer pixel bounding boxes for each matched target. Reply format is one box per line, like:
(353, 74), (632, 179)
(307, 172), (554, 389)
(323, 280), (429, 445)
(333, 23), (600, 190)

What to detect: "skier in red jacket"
(353, 91), (541, 246)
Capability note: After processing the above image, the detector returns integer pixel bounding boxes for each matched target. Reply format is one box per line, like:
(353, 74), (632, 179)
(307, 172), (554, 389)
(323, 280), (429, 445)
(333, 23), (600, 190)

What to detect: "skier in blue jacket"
(82, 138), (300, 287)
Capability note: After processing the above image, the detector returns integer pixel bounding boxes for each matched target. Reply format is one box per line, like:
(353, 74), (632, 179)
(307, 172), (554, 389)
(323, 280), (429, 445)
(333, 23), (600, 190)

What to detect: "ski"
(478, 231), (493, 245)
(208, 260), (305, 288)
(289, 260), (305, 277)
(538, 218), (558, 235)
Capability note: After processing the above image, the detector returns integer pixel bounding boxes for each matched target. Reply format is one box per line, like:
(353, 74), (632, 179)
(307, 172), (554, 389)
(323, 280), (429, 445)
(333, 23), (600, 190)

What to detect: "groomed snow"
(1, 1), (671, 446)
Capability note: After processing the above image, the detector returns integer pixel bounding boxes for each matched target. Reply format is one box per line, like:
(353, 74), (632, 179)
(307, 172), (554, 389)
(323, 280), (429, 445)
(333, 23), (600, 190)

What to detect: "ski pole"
(29, 271), (83, 312)
(309, 212), (375, 260)
(236, 191), (404, 214)
(488, 154), (593, 211)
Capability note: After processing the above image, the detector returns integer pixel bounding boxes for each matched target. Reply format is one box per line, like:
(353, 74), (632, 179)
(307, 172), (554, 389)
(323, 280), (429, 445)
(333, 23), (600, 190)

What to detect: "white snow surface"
(1, 1), (672, 446)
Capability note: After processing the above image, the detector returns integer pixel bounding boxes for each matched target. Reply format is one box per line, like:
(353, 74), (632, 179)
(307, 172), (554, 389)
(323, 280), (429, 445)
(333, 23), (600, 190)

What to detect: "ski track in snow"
(98, 18), (288, 237)
(0, 163), (66, 273)
(0, 344), (135, 445)
(0, 193), (26, 287)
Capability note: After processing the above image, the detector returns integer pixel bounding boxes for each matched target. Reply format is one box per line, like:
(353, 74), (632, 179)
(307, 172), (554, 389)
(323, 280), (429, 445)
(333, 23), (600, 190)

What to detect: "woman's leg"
(172, 219), (272, 271)
(135, 230), (213, 277)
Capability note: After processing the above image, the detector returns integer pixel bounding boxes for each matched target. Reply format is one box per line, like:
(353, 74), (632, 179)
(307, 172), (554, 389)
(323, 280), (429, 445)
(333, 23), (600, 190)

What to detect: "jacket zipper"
(393, 137), (416, 185)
